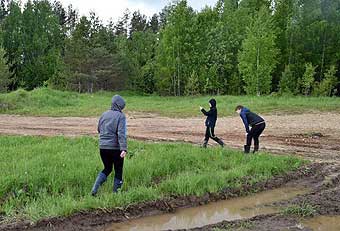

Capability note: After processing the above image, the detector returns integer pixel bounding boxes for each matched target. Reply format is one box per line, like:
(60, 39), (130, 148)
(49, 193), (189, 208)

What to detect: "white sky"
(22, 0), (217, 23)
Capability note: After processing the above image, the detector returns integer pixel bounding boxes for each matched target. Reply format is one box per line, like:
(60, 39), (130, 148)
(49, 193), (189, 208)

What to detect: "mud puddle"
(104, 186), (308, 231)
(301, 215), (340, 231)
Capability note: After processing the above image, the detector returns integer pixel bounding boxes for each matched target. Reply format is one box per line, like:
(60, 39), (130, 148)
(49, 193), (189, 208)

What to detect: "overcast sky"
(22, 0), (217, 23)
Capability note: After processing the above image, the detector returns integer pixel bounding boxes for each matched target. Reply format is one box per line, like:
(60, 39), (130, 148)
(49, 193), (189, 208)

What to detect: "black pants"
(246, 123), (266, 147)
(204, 126), (223, 144)
(100, 149), (124, 181)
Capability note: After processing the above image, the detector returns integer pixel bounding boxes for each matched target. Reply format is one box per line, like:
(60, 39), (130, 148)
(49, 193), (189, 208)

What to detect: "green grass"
(0, 136), (305, 222)
(0, 88), (339, 117)
(282, 201), (317, 218)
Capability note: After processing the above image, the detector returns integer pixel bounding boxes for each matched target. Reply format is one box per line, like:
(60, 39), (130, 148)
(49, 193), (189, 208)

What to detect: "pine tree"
(0, 46), (10, 92)
(279, 65), (296, 95)
(185, 70), (200, 96)
(2, 1), (22, 89)
(313, 65), (337, 96)
(301, 63), (316, 96)
(149, 14), (159, 33)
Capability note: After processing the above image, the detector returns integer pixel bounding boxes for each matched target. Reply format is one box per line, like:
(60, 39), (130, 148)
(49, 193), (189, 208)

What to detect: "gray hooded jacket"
(98, 95), (127, 151)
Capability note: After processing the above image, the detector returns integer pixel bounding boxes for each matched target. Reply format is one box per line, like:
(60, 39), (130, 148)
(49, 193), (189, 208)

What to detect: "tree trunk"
(256, 46), (260, 96)
(320, 28), (326, 79)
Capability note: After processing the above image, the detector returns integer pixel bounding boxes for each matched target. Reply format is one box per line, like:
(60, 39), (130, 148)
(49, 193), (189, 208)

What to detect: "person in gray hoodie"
(91, 95), (127, 196)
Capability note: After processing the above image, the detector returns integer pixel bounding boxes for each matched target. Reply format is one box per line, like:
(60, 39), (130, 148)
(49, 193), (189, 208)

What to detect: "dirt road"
(0, 113), (339, 161)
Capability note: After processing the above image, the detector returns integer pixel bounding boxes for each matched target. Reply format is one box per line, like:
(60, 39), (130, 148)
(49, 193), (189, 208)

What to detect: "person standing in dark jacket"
(235, 105), (266, 154)
(91, 95), (127, 196)
(200, 99), (224, 148)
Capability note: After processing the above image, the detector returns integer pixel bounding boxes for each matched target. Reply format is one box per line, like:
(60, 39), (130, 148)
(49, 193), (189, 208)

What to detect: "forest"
(0, 0), (339, 96)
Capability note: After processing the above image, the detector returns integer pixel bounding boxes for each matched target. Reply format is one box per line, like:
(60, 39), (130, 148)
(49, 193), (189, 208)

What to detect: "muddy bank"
(106, 187), (308, 231)
(186, 214), (312, 231)
(187, 164), (340, 231)
(0, 164), (324, 231)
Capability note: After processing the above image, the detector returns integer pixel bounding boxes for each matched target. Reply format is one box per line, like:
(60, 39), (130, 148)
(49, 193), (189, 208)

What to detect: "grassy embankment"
(0, 136), (304, 222)
(0, 88), (339, 117)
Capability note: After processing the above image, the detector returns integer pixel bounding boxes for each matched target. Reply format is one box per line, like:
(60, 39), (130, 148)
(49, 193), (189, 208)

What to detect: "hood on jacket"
(209, 98), (216, 108)
(111, 95), (126, 111)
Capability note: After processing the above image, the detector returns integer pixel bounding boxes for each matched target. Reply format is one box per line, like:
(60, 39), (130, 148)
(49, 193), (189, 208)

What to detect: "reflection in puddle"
(302, 216), (340, 231)
(104, 187), (308, 231)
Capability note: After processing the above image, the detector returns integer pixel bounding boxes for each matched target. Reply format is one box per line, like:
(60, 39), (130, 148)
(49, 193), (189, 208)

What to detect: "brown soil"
(1, 113), (340, 230)
(0, 112), (339, 162)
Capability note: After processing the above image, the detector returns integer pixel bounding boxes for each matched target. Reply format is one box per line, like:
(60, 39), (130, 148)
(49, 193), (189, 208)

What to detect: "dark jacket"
(240, 107), (264, 133)
(98, 95), (127, 151)
(201, 99), (217, 128)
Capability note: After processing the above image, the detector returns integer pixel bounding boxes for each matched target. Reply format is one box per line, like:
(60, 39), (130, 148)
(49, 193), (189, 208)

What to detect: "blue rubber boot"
(91, 172), (107, 196)
(113, 178), (123, 193)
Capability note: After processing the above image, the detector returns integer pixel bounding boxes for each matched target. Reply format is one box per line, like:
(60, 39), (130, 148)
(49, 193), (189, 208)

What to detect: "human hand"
(199, 106), (203, 110)
(120, 150), (127, 158)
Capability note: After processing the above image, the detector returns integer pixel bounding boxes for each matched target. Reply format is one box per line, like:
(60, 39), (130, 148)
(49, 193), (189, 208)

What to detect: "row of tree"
(0, 0), (339, 96)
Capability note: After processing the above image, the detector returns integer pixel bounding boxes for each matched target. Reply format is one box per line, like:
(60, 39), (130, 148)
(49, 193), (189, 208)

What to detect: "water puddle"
(104, 186), (308, 231)
(301, 215), (340, 231)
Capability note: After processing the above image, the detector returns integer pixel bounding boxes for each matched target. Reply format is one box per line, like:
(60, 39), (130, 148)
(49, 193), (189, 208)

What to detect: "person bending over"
(235, 105), (266, 154)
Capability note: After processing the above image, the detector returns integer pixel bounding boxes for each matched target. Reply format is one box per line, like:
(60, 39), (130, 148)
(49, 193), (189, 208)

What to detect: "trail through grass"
(0, 88), (339, 117)
(0, 136), (304, 222)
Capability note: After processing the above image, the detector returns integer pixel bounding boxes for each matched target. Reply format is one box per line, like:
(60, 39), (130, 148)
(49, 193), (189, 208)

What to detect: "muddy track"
(0, 113), (339, 162)
(0, 163), (328, 231)
(188, 163), (340, 231)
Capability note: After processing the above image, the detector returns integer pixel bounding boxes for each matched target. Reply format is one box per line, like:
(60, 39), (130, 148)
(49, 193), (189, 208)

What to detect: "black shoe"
(202, 141), (208, 148)
(244, 145), (250, 154)
(218, 139), (225, 148)
(253, 145), (259, 153)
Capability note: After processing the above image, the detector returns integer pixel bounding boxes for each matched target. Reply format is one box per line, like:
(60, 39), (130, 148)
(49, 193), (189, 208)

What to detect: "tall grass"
(0, 88), (339, 117)
(0, 136), (304, 222)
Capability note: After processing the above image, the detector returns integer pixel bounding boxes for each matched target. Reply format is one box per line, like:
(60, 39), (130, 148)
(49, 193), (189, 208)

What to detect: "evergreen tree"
(301, 63), (316, 96)
(130, 11), (147, 35)
(0, 46), (10, 92)
(2, 1), (22, 89)
(148, 14), (159, 33)
(185, 70), (200, 96)
(279, 65), (296, 95)
(313, 65), (338, 96)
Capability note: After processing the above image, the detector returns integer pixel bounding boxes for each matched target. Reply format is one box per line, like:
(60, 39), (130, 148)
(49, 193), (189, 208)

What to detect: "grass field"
(0, 136), (304, 222)
(0, 88), (339, 117)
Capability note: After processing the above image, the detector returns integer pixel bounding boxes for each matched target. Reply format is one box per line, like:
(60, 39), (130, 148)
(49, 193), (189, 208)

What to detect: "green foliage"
(156, 0), (195, 96)
(238, 7), (279, 95)
(2, 0), (64, 90)
(0, 0), (339, 96)
(185, 70), (200, 96)
(282, 201), (317, 217)
(313, 65), (338, 96)
(0, 47), (10, 92)
(301, 63), (316, 96)
(0, 88), (340, 117)
(279, 65), (296, 95)
(0, 136), (303, 221)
